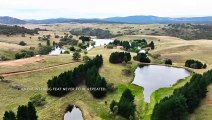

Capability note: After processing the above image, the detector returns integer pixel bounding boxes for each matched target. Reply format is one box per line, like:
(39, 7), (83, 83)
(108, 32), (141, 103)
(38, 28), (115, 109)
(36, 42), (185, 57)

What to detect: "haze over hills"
(0, 15), (212, 24)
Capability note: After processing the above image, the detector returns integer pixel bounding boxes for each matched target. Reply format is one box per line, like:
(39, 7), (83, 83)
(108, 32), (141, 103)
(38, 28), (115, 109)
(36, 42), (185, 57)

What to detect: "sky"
(0, 0), (211, 19)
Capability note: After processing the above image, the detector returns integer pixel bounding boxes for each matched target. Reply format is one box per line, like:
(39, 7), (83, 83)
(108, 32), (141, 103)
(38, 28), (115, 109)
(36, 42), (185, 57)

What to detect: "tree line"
(185, 59), (207, 69)
(152, 69), (212, 120)
(3, 102), (38, 120)
(0, 25), (38, 35)
(109, 52), (131, 64)
(47, 55), (107, 98)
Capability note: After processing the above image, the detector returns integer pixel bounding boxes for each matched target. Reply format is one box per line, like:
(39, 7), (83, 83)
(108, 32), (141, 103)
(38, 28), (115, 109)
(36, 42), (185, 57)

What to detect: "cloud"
(0, 0), (211, 19)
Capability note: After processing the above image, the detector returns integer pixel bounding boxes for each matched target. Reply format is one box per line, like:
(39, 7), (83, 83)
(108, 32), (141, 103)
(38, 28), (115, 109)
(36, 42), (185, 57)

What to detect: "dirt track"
(0, 56), (44, 66)
(0, 61), (82, 77)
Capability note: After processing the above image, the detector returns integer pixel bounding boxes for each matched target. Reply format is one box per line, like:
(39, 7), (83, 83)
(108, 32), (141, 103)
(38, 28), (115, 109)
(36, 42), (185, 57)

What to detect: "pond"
(64, 105), (83, 120)
(132, 65), (190, 103)
(87, 39), (114, 50)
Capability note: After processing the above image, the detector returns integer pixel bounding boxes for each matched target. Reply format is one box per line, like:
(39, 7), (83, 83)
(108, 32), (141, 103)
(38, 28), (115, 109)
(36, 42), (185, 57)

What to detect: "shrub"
(69, 46), (76, 51)
(83, 56), (90, 62)
(164, 59), (172, 65)
(29, 94), (47, 107)
(64, 51), (70, 54)
(19, 41), (27, 46)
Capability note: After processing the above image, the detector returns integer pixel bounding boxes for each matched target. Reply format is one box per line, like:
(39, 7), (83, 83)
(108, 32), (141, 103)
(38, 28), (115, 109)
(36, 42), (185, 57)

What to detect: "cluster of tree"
(157, 24), (212, 40)
(38, 35), (51, 41)
(110, 39), (154, 52)
(59, 36), (78, 46)
(152, 70), (212, 120)
(0, 25), (38, 36)
(3, 102), (38, 120)
(70, 28), (119, 39)
(134, 53), (151, 63)
(47, 55), (107, 98)
(78, 43), (89, 50)
(109, 40), (131, 50)
(110, 89), (136, 119)
(15, 50), (34, 59)
(131, 39), (148, 49)
(38, 46), (52, 55)
(164, 59), (172, 65)
(185, 59), (207, 69)
(109, 52), (131, 64)
(79, 36), (91, 42)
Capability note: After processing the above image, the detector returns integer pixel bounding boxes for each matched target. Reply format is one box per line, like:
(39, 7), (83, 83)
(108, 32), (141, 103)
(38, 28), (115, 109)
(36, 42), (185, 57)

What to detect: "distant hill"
(1, 15), (212, 24)
(0, 16), (26, 24)
(26, 18), (116, 24)
(103, 16), (212, 24)
(26, 16), (212, 24)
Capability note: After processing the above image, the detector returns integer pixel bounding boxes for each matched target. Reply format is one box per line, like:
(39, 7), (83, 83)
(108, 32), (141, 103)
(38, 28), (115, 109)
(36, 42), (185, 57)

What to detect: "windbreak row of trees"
(0, 25), (38, 35)
(185, 59), (207, 69)
(47, 55), (107, 98)
(152, 70), (212, 120)
(3, 102), (38, 120)
(109, 52), (131, 64)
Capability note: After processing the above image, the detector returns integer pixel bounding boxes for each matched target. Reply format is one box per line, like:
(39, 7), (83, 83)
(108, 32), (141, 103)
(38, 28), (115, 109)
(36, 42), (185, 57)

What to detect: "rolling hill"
(1, 15), (212, 24)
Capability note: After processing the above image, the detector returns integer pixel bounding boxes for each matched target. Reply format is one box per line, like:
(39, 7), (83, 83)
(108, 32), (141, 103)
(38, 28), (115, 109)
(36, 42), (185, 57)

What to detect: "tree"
(149, 41), (155, 50)
(152, 95), (188, 120)
(3, 111), (16, 120)
(136, 53), (151, 63)
(165, 59), (172, 65)
(69, 46), (76, 51)
(27, 102), (38, 120)
(17, 105), (28, 120)
(72, 52), (81, 60)
(122, 41), (131, 50)
(91, 41), (96, 47)
(19, 41), (27, 46)
(110, 89), (136, 119)
(46, 40), (50, 46)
